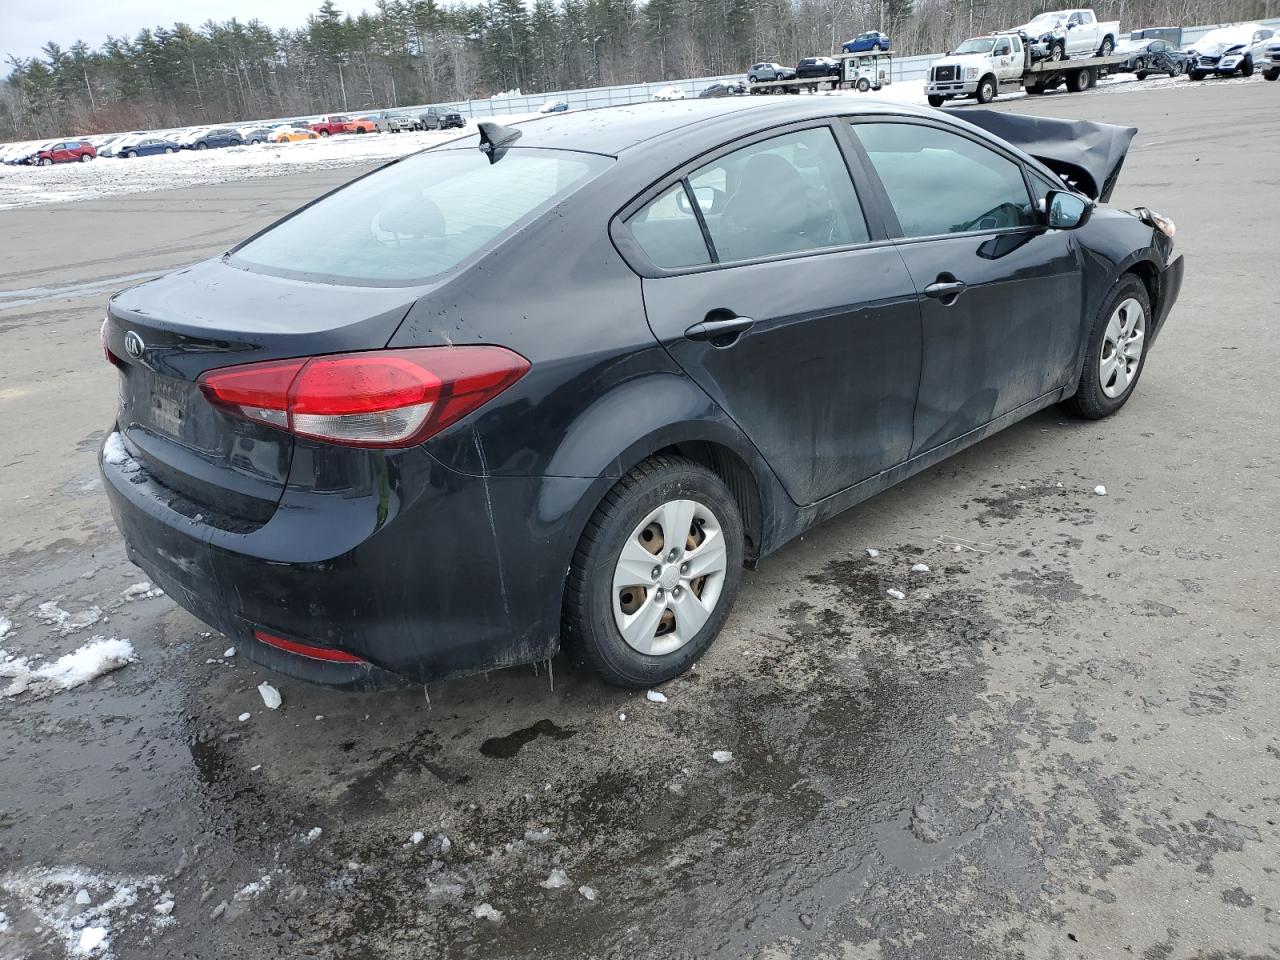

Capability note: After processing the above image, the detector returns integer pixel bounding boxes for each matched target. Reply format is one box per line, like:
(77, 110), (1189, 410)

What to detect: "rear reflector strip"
(253, 629), (366, 664)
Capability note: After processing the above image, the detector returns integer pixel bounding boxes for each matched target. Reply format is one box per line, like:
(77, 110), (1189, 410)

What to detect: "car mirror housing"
(1046, 190), (1093, 229)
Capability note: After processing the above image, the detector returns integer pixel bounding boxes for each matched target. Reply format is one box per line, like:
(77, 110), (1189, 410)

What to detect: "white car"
(652, 85), (686, 101)
(1187, 23), (1277, 78)
(1011, 8), (1120, 60)
(1263, 35), (1280, 80)
(927, 33), (1027, 104)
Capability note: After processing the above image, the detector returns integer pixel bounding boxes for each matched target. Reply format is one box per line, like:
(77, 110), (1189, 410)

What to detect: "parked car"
(272, 126), (319, 143)
(97, 134), (148, 158)
(182, 127), (243, 150)
(101, 100), (1182, 691)
(5, 141), (52, 165)
(698, 82), (746, 97)
(1112, 37), (1189, 78)
(1128, 26), (1182, 45)
(746, 62), (797, 83)
(1263, 36), (1280, 79)
(1187, 23), (1277, 79)
(419, 107), (466, 130)
(347, 116), (378, 134)
(117, 137), (180, 158)
(652, 85), (687, 101)
(309, 115), (353, 136)
(843, 30), (891, 52)
(374, 111), (416, 133)
(239, 126), (277, 145)
(1010, 8), (1120, 61)
(540, 99), (570, 113)
(796, 56), (842, 79)
(33, 140), (96, 165)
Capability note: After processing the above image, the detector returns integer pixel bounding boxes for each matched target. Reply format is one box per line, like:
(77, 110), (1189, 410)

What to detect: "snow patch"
(223, 647), (236, 658)
(409, 831), (425, 845)
(2, 638), (134, 697)
(0, 616), (11, 639)
(865, 548), (880, 558)
(1094, 485), (1107, 496)
(911, 563), (930, 573)
(238, 712), (251, 722)
(539, 868), (570, 890)
(711, 750), (734, 764)
(886, 588), (906, 600)
(646, 689), (667, 703)
(578, 885), (597, 901)
(35, 601), (104, 636)
(121, 582), (163, 601)
(524, 827), (552, 843)
(304, 827), (322, 843)
(100, 433), (139, 473)
(256, 682), (282, 709)
(472, 902), (503, 922)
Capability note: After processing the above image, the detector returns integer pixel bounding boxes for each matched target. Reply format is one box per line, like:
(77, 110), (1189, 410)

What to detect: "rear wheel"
(1098, 36), (1114, 57)
(975, 75), (996, 103)
(80, 153), (92, 162)
(164, 147), (173, 154)
(1069, 67), (1093, 92)
(927, 94), (946, 107)
(1060, 275), (1151, 419)
(1265, 68), (1280, 81)
(1136, 71), (1148, 80)
(563, 456), (744, 688)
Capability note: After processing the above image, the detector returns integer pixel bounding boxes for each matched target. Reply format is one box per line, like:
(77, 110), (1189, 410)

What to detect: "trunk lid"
(106, 257), (425, 526)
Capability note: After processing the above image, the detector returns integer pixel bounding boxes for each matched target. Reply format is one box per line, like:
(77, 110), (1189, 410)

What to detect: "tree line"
(2, 0), (1275, 140)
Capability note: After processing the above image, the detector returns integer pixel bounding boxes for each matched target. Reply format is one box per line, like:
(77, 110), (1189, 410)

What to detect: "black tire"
(1136, 71), (1148, 80)
(1190, 70), (1205, 80)
(927, 94), (946, 107)
(230, 139), (241, 146)
(125, 151), (137, 158)
(1060, 274), (1152, 419)
(1026, 83), (1047, 94)
(857, 77), (871, 92)
(563, 455), (744, 688)
(1069, 67), (1093, 92)
(975, 75), (996, 103)
(197, 142), (208, 150)
(1098, 36), (1114, 57)
(1240, 56), (1254, 77)
(318, 129), (329, 136)
(1265, 69), (1280, 81)
(1050, 41), (1066, 61)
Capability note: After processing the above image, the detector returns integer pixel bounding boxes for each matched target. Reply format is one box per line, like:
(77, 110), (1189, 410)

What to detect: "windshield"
(1027, 12), (1063, 25)
(954, 37), (997, 54)
(231, 146), (610, 285)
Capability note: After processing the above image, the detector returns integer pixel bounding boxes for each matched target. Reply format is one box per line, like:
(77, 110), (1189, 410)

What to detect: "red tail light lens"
(253, 629), (366, 664)
(197, 346), (528, 448)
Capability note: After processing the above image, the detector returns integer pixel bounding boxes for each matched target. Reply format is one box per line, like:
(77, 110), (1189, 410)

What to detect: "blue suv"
(843, 31), (890, 52)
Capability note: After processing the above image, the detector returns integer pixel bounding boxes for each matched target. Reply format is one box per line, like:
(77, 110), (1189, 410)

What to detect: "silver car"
(374, 111), (417, 133)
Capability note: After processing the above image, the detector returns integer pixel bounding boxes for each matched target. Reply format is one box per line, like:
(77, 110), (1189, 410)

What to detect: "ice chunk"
(437, 834), (451, 853)
(305, 827), (322, 843)
(0, 616), (11, 639)
(524, 827), (552, 843)
(886, 588), (905, 600)
(618, 712), (626, 721)
(711, 750), (734, 763)
(540, 868), (570, 889)
(34, 601), (104, 636)
(33, 637), (134, 689)
(223, 647), (236, 658)
(578, 885), (597, 901)
(257, 682), (282, 709)
(154, 899), (175, 916)
(865, 548), (879, 558)
(78, 926), (107, 953)
(121, 582), (162, 600)
(249, 764), (262, 772)
(646, 690), (667, 703)
(410, 831), (425, 844)
(101, 433), (140, 473)
(472, 902), (503, 922)
(238, 712), (251, 722)
(911, 563), (930, 573)
(75, 888), (92, 905)
(1094, 485), (1107, 496)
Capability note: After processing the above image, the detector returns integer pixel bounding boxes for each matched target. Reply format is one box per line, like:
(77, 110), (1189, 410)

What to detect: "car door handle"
(923, 279), (967, 304)
(684, 315), (755, 344)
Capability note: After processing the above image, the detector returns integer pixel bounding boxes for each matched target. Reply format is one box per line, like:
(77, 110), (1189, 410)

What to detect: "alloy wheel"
(1099, 297), (1145, 398)
(611, 499), (728, 656)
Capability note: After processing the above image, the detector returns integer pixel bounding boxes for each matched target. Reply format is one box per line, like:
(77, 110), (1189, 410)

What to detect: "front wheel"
(1060, 275), (1152, 419)
(318, 129), (329, 136)
(125, 151), (137, 158)
(1240, 56), (1254, 77)
(1136, 71), (1148, 80)
(1265, 68), (1280, 81)
(1050, 41), (1066, 61)
(975, 76), (996, 103)
(197, 142), (208, 150)
(1190, 69), (1205, 80)
(563, 456), (744, 688)
(928, 94), (946, 107)
(856, 77), (871, 92)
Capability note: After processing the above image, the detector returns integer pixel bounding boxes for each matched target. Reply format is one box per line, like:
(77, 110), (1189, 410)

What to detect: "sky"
(1, 0), (379, 64)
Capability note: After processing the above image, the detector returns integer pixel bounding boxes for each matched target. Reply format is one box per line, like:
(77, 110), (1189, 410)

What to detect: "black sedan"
(796, 56), (842, 79)
(100, 100), (1182, 690)
(1113, 37), (1189, 78)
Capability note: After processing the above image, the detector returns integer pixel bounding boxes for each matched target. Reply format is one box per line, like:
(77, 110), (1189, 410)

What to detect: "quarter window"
(629, 184), (711, 269)
(687, 127), (869, 263)
(853, 122), (1035, 238)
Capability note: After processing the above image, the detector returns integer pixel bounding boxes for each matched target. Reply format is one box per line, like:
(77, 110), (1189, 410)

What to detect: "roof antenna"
(477, 121), (522, 164)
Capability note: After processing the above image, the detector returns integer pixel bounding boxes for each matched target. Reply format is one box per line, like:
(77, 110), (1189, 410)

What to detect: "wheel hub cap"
(611, 499), (728, 656)
(1099, 297), (1146, 399)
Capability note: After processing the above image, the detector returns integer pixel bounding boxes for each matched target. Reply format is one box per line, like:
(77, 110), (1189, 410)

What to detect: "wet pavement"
(2, 82), (1279, 959)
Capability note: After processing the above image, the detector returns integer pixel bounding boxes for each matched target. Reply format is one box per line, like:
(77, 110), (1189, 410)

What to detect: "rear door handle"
(923, 280), (967, 300)
(684, 315), (755, 344)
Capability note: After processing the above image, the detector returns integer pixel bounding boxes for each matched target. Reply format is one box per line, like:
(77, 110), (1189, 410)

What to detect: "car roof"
(481, 98), (941, 157)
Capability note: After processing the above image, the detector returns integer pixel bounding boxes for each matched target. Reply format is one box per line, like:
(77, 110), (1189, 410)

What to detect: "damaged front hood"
(952, 110), (1137, 203)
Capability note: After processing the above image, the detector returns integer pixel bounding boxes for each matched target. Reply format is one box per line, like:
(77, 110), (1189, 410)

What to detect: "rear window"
(230, 147), (610, 285)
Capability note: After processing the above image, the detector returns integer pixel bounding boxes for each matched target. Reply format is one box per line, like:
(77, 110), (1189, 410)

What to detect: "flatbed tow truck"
(925, 35), (1129, 104)
(748, 51), (895, 94)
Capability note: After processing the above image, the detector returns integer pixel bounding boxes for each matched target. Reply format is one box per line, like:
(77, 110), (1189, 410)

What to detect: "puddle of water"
(480, 718), (576, 759)
(0, 270), (160, 310)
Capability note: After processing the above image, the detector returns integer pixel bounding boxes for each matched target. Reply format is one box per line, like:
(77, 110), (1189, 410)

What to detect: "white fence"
(406, 14), (1280, 119)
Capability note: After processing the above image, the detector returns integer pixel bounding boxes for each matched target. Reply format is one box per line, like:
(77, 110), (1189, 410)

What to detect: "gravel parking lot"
(1, 79), (1278, 960)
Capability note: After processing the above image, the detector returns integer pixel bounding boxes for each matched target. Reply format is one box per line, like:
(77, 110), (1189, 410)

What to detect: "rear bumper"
(102, 431), (600, 688)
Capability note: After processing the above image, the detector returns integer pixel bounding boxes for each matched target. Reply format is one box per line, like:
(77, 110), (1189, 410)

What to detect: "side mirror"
(1045, 190), (1093, 229)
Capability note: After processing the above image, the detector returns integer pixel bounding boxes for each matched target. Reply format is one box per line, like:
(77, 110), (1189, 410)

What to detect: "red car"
(34, 140), (96, 165)
(308, 115), (376, 136)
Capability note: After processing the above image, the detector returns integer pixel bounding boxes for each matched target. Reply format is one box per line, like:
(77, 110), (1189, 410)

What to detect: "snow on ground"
(0, 866), (173, 960)
(0, 114), (537, 210)
(0, 637), (135, 697)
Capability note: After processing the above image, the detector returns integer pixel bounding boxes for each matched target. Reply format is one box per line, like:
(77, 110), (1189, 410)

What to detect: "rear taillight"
(253, 629), (366, 664)
(101, 318), (123, 367)
(197, 346), (529, 448)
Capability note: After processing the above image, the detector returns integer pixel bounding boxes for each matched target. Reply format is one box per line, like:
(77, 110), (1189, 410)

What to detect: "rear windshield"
(230, 146), (610, 285)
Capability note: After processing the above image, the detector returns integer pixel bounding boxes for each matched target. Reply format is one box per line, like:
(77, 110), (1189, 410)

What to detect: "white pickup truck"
(1010, 9), (1120, 61)
(927, 30), (1126, 104)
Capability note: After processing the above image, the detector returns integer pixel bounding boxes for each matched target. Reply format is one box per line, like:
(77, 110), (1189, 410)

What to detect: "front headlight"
(1134, 207), (1176, 239)
(965, 67), (980, 79)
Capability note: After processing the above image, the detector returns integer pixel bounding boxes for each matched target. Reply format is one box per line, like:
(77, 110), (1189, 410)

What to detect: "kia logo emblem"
(124, 331), (145, 359)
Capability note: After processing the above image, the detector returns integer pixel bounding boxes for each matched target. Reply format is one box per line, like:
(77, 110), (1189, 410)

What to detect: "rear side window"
(629, 184), (711, 268)
(853, 122), (1034, 238)
(231, 147), (610, 285)
(688, 127), (869, 263)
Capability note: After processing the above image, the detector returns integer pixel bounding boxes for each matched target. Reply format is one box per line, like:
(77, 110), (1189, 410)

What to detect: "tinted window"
(994, 38), (1012, 55)
(687, 127), (869, 263)
(853, 122), (1034, 237)
(232, 148), (609, 285)
(630, 184), (711, 269)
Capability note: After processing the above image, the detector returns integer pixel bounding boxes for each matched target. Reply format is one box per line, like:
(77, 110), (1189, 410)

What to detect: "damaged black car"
(100, 100), (1183, 690)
